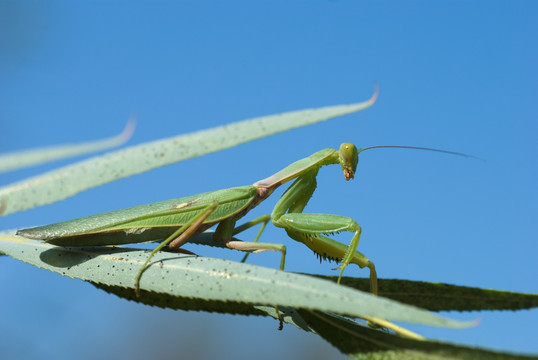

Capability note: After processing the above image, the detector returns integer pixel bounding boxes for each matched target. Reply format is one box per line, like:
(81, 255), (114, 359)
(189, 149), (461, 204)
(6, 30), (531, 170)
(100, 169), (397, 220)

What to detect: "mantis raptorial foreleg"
(234, 163), (378, 294)
(269, 169), (376, 293)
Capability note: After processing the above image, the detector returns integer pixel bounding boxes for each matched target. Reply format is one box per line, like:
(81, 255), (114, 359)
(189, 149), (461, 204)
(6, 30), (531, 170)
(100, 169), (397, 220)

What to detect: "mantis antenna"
(358, 145), (483, 161)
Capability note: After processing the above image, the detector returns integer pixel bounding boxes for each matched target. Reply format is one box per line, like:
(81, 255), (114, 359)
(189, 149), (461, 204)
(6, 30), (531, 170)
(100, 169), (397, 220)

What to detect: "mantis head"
(338, 143), (359, 181)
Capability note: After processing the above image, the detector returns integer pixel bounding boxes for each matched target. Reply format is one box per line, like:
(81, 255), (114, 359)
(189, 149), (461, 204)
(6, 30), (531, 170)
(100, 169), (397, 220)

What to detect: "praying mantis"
(17, 142), (472, 303)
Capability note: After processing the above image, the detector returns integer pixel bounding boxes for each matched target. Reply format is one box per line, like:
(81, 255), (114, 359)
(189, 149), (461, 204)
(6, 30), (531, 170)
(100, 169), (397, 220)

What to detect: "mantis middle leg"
(214, 214), (287, 271)
(213, 213), (287, 329)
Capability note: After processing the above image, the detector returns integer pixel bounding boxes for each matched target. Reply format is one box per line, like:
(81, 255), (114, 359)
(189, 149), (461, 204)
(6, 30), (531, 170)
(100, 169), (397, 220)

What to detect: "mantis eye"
(338, 143), (358, 181)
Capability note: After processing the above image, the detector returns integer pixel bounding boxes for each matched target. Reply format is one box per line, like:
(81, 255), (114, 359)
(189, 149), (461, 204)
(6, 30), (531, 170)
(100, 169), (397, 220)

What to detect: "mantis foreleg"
(270, 170), (377, 294)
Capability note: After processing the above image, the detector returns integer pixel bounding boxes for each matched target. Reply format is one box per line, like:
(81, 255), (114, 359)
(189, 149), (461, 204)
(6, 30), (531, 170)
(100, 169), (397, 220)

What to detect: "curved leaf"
(312, 276), (538, 312)
(0, 118), (135, 173)
(0, 230), (473, 329)
(91, 279), (538, 359)
(0, 89), (377, 217)
(91, 282), (313, 331)
(299, 310), (538, 360)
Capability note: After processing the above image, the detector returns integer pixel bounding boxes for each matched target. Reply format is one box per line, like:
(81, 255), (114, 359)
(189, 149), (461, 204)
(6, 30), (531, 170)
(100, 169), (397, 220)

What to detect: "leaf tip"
(368, 81), (379, 106)
(120, 116), (137, 143)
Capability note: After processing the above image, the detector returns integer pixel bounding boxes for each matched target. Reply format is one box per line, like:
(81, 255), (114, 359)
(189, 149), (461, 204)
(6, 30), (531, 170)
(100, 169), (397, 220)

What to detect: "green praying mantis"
(17, 142), (472, 291)
(16, 142), (472, 335)
(17, 143), (371, 289)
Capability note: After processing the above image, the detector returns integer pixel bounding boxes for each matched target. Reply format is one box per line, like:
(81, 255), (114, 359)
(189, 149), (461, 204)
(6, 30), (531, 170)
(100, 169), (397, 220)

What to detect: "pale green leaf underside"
(0, 118), (135, 173)
(0, 90), (376, 217)
(0, 230), (473, 328)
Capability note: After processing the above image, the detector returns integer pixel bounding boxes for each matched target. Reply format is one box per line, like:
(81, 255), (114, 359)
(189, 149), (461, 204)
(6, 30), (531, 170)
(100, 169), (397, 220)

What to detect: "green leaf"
(191, 233), (538, 313)
(90, 282), (313, 331)
(0, 118), (135, 173)
(90, 280), (538, 359)
(299, 310), (538, 360)
(311, 276), (538, 312)
(0, 90), (377, 217)
(0, 230), (473, 329)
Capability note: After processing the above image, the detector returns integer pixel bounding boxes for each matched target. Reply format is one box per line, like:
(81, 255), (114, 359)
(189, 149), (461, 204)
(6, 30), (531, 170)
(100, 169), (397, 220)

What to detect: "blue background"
(1, 1), (536, 359)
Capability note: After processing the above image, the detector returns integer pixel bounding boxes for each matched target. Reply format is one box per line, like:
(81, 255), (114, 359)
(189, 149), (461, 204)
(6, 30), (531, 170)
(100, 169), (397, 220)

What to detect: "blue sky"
(1, 1), (537, 359)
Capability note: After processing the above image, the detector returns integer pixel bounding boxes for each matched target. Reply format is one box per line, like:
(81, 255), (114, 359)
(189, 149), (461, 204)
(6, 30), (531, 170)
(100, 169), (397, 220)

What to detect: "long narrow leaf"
(312, 276), (538, 312)
(0, 118), (135, 173)
(182, 233), (538, 313)
(91, 282), (313, 331)
(0, 230), (474, 329)
(90, 279), (537, 358)
(0, 89), (377, 217)
(299, 310), (537, 360)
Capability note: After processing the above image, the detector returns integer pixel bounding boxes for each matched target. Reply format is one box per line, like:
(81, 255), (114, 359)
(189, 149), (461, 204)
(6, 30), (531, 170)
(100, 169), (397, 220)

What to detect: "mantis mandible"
(17, 143), (472, 300)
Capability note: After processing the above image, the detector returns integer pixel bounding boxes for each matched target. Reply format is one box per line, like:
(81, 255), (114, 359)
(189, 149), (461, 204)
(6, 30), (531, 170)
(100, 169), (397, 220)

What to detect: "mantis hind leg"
(134, 201), (219, 296)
